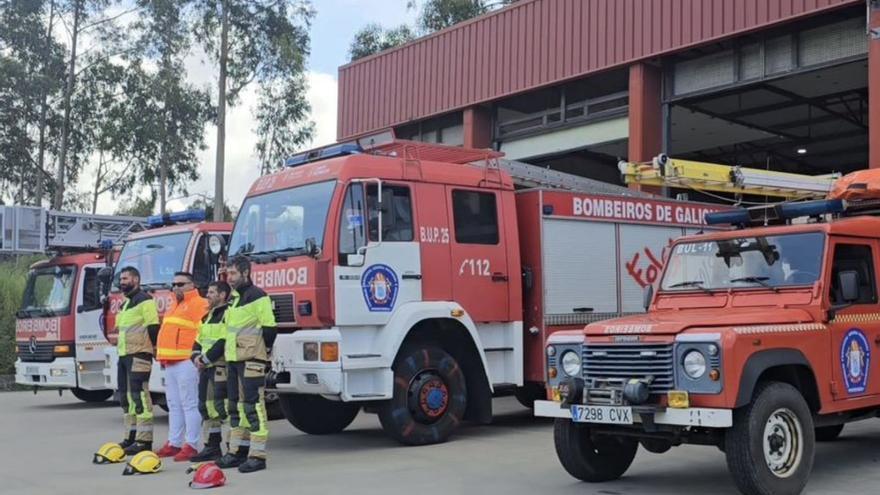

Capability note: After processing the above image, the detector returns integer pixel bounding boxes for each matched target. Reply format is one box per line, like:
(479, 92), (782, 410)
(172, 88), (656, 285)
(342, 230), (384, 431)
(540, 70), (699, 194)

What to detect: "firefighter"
(115, 266), (160, 455)
(155, 272), (209, 462)
(190, 280), (232, 462)
(216, 256), (277, 473)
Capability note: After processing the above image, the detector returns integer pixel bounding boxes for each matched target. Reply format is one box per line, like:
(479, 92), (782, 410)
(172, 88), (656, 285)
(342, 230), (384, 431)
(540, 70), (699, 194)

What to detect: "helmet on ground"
(93, 443), (126, 464)
(189, 462), (226, 489)
(123, 451), (162, 475)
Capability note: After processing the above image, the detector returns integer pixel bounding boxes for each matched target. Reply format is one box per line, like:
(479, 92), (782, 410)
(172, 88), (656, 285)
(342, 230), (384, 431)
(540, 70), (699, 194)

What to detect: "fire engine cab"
(535, 176), (880, 495)
(229, 134), (724, 445)
(5, 206), (146, 401)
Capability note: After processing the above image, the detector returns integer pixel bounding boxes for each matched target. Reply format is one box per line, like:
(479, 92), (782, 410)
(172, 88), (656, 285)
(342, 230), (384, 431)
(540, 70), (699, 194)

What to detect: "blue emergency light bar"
(285, 143), (362, 168)
(147, 209), (207, 228)
(705, 199), (845, 226)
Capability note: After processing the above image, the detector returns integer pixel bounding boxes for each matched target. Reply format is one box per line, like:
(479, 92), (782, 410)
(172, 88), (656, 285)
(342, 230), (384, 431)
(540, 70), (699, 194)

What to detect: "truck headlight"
(560, 350), (582, 377)
(683, 350), (707, 379)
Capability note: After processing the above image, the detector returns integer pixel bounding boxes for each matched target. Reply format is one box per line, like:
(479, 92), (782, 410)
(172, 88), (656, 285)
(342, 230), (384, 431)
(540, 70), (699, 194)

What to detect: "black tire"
(553, 419), (638, 482)
(378, 345), (467, 445)
(815, 424), (844, 442)
(279, 394), (360, 434)
(71, 388), (113, 403)
(514, 383), (545, 409)
(725, 381), (815, 495)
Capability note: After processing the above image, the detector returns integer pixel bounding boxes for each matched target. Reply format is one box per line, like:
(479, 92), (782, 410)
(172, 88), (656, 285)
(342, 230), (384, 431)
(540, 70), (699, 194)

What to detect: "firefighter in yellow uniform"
(216, 256), (276, 473)
(190, 281), (232, 462)
(115, 266), (160, 455)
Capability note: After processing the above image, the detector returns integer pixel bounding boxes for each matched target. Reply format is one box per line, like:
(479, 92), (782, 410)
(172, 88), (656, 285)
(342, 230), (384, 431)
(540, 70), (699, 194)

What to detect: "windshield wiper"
(729, 276), (780, 293)
(667, 280), (712, 294)
(244, 247), (308, 260)
(142, 282), (171, 291)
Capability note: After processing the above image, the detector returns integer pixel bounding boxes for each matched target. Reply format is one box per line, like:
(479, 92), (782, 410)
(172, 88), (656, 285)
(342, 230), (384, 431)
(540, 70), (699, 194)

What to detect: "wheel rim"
(407, 370), (449, 424)
(762, 407), (804, 478)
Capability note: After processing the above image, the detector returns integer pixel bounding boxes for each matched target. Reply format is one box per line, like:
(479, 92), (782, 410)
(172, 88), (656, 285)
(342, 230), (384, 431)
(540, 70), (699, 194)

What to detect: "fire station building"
(337, 0), (875, 192)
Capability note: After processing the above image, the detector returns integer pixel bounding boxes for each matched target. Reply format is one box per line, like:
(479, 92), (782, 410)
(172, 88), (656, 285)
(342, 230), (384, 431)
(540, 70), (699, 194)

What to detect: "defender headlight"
(683, 350), (707, 379)
(560, 350), (582, 377)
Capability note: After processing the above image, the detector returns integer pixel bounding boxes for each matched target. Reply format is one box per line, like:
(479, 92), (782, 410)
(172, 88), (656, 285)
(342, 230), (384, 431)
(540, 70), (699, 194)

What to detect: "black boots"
(119, 431), (136, 449)
(238, 457), (266, 473)
(191, 433), (223, 462)
(216, 449), (247, 469)
(123, 441), (152, 455)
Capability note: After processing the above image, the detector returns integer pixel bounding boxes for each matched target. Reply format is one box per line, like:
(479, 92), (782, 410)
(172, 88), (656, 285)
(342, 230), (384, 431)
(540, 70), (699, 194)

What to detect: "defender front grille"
(583, 343), (675, 394)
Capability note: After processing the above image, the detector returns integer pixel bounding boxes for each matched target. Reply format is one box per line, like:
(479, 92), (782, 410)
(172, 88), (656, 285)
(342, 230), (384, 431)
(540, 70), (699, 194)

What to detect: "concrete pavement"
(1, 392), (879, 494)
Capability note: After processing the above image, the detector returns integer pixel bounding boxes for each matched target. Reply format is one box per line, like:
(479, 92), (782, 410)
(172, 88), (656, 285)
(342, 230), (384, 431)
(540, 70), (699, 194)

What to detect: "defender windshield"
(661, 232), (825, 292)
(230, 181), (336, 257)
(114, 232), (192, 289)
(21, 265), (76, 317)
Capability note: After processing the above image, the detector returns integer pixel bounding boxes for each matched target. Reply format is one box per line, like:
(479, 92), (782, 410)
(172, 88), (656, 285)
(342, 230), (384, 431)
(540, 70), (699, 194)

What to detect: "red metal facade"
(338, 0), (860, 140)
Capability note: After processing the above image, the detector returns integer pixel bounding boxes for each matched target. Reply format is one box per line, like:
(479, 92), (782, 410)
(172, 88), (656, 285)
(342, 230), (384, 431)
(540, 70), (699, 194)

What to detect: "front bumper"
(272, 329), (344, 396)
(534, 400), (733, 428)
(15, 358), (77, 388)
(271, 329), (391, 401)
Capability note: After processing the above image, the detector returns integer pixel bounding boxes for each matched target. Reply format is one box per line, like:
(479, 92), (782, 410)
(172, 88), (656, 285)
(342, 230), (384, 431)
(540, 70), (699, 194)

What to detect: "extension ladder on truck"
(0, 206), (147, 253)
(618, 154), (840, 200)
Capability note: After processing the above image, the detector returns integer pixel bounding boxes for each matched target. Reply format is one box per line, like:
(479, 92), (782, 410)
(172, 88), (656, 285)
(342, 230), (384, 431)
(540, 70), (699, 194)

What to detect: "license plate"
(25, 366), (39, 375)
(570, 405), (634, 425)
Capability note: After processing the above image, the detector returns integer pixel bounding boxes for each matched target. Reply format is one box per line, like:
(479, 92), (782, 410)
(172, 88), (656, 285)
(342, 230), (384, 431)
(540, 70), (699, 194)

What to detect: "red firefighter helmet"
(189, 462), (226, 489)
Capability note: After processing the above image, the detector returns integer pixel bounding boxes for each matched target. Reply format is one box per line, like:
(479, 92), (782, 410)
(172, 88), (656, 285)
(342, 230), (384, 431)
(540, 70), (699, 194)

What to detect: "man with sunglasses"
(155, 272), (208, 462)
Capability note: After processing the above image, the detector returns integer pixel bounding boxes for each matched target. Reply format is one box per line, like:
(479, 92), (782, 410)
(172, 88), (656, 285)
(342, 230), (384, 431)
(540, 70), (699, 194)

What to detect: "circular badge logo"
(361, 264), (399, 312)
(840, 328), (871, 395)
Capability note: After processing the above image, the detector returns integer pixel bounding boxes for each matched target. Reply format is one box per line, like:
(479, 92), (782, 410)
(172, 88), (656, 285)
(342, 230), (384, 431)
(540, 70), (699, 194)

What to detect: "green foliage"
(349, 0), (519, 61)
(348, 23), (416, 61)
(115, 195), (156, 217)
(0, 255), (43, 375)
(191, 0), (315, 214)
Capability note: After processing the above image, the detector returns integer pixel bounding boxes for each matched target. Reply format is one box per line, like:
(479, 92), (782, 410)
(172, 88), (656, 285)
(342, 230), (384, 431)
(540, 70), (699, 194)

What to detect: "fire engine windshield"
(230, 180), (336, 257)
(113, 232), (192, 290)
(20, 265), (76, 317)
(661, 232), (825, 292)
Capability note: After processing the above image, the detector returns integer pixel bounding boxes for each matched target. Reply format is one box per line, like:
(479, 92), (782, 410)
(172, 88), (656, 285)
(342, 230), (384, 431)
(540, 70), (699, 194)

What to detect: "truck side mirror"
(838, 270), (860, 303)
(347, 253), (365, 267)
(97, 266), (113, 285)
(643, 285), (654, 311)
(305, 237), (320, 259)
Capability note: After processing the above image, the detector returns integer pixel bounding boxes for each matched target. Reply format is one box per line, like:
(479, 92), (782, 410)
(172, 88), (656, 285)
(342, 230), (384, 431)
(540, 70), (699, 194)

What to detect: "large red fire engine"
(226, 135), (725, 444)
(7, 207), (145, 401)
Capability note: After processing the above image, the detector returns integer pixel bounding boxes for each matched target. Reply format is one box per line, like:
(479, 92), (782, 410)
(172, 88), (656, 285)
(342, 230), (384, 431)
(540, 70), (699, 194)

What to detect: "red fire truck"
(7, 207), (146, 401)
(101, 211), (231, 401)
(226, 135), (725, 444)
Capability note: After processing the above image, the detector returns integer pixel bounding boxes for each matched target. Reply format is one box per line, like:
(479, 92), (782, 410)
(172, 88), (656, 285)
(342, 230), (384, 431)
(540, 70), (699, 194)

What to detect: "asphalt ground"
(2, 392), (879, 495)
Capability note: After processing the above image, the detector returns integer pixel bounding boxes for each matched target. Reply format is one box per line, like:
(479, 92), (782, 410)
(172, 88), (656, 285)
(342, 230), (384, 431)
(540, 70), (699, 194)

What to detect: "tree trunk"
(213, 0), (229, 222)
(55, 0), (81, 209)
(91, 152), (103, 214)
(36, 0), (56, 207)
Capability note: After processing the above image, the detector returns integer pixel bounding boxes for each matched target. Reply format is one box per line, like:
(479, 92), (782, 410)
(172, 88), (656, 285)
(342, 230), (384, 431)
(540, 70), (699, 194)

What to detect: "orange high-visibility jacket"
(157, 289), (208, 362)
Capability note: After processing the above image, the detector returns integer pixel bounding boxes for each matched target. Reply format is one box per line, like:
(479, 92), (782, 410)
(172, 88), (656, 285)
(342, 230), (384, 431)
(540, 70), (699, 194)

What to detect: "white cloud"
(89, 70), (338, 214)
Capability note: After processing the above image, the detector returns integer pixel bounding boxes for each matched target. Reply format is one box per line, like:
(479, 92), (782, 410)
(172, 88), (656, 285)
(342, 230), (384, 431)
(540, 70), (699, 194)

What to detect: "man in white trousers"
(154, 272), (208, 462)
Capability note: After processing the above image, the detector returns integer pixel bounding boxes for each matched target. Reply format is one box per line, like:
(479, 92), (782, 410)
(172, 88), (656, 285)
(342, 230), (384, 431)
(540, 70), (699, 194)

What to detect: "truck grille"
(583, 343), (675, 394)
(270, 294), (296, 324)
(17, 342), (56, 363)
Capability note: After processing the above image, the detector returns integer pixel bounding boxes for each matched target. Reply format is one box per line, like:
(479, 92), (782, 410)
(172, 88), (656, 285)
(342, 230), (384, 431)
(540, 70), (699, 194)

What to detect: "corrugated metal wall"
(338, 0), (860, 140)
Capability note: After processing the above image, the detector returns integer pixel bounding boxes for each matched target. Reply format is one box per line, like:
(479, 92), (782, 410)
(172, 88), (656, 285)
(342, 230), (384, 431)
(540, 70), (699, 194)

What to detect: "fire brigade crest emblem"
(362, 264), (399, 312)
(840, 328), (870, 395)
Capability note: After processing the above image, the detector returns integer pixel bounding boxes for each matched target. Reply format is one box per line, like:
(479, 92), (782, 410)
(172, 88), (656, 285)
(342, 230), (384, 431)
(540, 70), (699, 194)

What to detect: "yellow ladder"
(618, 154), (840, 200)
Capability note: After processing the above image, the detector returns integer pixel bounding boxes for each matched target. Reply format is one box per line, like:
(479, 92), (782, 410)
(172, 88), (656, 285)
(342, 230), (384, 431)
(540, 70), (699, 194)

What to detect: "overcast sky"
(90, 0), (417, 214)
